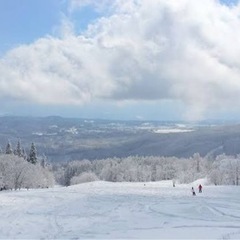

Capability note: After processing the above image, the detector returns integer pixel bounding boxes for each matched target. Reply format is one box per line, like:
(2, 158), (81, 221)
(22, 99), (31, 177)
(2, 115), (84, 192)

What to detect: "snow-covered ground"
(153, 128), (194, 134)
(0, 181), (240, 239)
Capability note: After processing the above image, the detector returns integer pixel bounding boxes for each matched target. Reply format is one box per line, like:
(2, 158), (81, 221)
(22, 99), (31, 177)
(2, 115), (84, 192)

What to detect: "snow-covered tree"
(5, 141), (13, 155)
(208, 168), (222, 185)
(54, 153), (240, 186)
(52, 163), (66, 186)
(28, 143), (37, 164)
(0, 154), (54, 190)
(40, 154), (47, 168)
(70, 172), (98, 185)
(63, 160), (92, 186)
(14, 140), (23, 158)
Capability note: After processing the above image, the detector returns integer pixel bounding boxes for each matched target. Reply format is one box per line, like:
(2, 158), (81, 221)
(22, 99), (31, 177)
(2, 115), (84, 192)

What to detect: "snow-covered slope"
(0, 181), (240, 239)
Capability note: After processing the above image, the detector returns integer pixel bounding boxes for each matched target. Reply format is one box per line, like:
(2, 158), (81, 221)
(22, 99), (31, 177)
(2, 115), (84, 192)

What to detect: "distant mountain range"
(0, 116), (240, 162)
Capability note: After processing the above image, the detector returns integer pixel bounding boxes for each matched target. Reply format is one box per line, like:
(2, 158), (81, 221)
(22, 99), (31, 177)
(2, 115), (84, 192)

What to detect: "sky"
(0, 0), (240, 121)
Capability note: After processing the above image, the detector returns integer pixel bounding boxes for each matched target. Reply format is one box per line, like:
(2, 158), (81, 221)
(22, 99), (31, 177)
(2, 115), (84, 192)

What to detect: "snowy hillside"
(0, 181), (240, 239)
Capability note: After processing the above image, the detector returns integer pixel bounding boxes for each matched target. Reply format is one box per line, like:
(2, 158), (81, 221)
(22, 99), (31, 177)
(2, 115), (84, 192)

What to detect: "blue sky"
(0, 0), (60, 55)
(0, 0), (240, 121)
(0, 0), (102, 55)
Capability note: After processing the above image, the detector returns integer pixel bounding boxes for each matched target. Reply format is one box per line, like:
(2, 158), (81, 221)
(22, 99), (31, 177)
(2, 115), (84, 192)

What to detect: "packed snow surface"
(0, 181), (240, 239)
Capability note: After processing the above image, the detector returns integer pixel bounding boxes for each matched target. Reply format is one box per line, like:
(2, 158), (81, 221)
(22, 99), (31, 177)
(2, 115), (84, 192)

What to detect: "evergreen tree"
(28, 143), (37, 164)
(14, 140), (23, 157)
(40, 154), (47, 168)
(22, 148), (27, 160)
(5, 141), (13, 155)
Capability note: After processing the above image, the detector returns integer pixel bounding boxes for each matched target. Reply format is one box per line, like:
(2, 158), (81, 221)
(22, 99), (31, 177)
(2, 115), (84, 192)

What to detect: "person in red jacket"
(198, 184), (202, 193)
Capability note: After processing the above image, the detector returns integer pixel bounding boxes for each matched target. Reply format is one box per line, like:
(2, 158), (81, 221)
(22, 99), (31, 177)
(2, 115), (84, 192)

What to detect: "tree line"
(5, 140), (39, 165)
(2, 139), (240, 189)
(53, 153), (240, 187)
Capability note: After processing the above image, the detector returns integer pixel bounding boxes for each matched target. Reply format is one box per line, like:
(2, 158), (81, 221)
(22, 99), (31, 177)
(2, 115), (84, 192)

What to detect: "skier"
(198, 184), (202, 193)
(172, 179), (176, 187)
(191, 187), (196, 196)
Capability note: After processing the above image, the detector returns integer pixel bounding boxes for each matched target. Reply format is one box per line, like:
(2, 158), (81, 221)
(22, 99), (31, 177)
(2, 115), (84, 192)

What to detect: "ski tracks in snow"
(1, 183), (240, 239)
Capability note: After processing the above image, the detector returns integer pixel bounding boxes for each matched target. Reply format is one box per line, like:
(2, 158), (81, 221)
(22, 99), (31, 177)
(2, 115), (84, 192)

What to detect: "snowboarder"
(198, 184), (202, 193)
(191, 187), (196, 196)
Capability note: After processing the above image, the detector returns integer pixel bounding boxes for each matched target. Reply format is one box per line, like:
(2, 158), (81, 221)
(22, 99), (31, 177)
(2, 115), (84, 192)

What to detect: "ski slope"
(0, 181), (240, 239)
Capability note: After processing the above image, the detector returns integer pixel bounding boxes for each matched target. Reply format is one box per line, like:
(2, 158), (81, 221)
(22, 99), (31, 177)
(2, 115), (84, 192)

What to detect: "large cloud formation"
(1, 0), (240, 119)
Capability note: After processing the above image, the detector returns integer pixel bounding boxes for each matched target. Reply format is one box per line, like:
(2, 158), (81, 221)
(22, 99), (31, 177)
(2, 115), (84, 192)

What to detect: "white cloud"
(68, 0), (114, 14)
(1, 0), (240, 120)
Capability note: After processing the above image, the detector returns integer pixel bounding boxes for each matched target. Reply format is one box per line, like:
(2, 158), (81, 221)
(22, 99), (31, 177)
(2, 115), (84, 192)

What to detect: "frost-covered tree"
(40, 154), (47, 168)
(22, 164), (54, 189)
(70, 172), (98, 185)
(51, 163), (66, 186)
(209, 168), (222, 185)
(28, 143), (37, 164)
(193, 153), (201, 173)
(14, 140), (23, 158)
(5, 141), (13, 155)
(64, 160), (92, 186)
(22, 148), (27, 160)
(100, 159), (120, 182)
(54, 153), (240, 186)
(0, 154), (54, 190)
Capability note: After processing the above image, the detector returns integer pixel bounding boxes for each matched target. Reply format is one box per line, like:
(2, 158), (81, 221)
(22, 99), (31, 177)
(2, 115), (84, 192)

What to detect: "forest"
(54, 153), (240, 187)
(1, 140), (240, 190)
